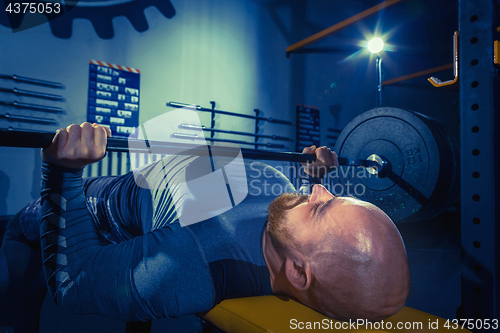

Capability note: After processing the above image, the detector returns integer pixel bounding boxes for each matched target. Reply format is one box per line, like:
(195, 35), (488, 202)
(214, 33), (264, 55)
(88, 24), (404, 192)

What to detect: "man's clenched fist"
(41, 122), (112, 169)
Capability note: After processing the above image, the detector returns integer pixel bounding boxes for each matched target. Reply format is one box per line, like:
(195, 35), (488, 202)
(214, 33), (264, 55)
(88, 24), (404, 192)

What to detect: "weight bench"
(199, 296), (470, 333)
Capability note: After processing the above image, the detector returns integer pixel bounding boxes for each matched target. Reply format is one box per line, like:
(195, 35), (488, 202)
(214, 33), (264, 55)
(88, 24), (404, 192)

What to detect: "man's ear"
(283, 252), (312, 291)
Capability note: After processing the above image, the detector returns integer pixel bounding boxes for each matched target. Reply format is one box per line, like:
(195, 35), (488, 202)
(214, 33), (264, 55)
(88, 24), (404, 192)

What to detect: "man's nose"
(310, 184), (334, 202)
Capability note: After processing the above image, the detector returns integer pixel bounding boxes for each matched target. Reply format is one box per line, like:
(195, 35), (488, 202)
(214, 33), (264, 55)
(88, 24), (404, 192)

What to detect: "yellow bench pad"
(202, 296), (470, 333)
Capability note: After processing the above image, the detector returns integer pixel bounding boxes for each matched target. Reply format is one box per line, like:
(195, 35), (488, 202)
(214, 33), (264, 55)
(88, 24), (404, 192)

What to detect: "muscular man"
(0, 123), (410, 332)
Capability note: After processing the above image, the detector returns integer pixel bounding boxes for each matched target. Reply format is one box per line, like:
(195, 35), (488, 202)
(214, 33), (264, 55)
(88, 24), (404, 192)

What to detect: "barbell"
(0, 128), (380, 168)
(0, 107), (459, 223)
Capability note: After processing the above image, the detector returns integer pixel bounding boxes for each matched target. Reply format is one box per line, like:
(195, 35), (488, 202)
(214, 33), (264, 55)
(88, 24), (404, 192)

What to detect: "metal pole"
(376, 55), (383, 107)
(459, 0), (499, 326)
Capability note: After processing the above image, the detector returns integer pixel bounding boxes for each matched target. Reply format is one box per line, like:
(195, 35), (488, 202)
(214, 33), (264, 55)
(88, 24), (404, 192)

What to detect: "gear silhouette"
(0, 0), (175, 39)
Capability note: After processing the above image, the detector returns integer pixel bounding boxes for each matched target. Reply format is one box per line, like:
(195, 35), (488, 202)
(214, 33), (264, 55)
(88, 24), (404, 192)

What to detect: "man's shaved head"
(264, 185), (410, 322)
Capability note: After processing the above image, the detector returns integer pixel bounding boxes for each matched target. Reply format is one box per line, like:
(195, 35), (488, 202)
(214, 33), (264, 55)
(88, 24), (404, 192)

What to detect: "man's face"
(265, 185), (410, 321)
(267, 184), (374, 251)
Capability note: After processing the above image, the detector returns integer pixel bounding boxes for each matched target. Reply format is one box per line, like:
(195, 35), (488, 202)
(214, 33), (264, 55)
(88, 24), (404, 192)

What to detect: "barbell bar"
(0, 128), (380, 169)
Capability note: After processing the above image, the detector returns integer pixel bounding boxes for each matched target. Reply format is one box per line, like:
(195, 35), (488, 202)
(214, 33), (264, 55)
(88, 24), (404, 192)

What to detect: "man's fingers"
(316, 146), (331, 161)
(93, 123), (112, 137)
(47, 127), (68, 152)
(41, 127), (67, 163)
(93, 124), (108, 156)
(105, 126), (112, 137)
(302, 147), (311, 154)
(65, 124), (82, 149)
(301, 145), (317, 167)
(316, 147), (338, 168)
(54, 128), (68, 150)
(81, 122), (94, 147)
(302, 145), (316, 155)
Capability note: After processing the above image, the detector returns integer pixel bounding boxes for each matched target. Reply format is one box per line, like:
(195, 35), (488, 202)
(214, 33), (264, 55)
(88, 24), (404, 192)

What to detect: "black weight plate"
(333, 107), (444, 223)
(408, 113), (460, 221)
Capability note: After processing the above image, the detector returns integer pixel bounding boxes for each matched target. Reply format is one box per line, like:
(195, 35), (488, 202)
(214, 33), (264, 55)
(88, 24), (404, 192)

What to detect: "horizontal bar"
(168, 102), (294, 126)
(0, 74), (63, 88)
(180, 124), (292, 141)
(382, 63), (453, 86)
(0, 87), (63, 100)
(0, 100), (64, 113)
(0, 113), (55, 124)
(327, 128), (342, 133)
(0, 129), (378, 167)
(173, 133), (285, 149)
(286, 0), (404, 54)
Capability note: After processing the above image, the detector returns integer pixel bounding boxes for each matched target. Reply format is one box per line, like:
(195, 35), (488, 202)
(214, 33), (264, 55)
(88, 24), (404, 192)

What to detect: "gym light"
(367, 37), (384, 54)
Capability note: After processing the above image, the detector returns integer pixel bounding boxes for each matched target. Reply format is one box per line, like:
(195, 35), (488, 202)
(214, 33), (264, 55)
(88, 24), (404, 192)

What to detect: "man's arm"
(39, 123), (213, 320)
(40, 123), (150, 320)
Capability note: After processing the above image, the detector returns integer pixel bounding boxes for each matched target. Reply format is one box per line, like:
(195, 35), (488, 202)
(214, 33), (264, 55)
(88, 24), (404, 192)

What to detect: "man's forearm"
(40, 162), (102, 309)
(39, 162), (148, 320)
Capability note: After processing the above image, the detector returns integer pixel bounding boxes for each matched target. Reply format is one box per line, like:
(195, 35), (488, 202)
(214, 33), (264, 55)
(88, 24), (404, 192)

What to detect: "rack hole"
(471, 81), (479, 88)
(472, 149), (480, 156)
(473, 172), (480, 178)
(474, 265), (481, 272)
(474, 287), (482, 295)
(471, 59), (478, 66)
(470, 15), (478, 21)
(473, 194), (480, 201)
(471, 104), (479, 110)
(473, 218), (481, 225)
(472, 126), (479, 133)
(473, 241), (481, 248)
(471, 37), (478, 44)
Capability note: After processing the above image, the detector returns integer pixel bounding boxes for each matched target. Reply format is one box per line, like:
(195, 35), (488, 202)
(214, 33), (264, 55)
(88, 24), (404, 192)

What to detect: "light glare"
(367, 37), (384, 53)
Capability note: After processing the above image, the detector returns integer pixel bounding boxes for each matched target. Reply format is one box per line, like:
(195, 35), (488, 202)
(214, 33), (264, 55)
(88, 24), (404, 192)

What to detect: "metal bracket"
(210, 101), (216, 142)
(494, 40), (500, 69)
(428, 31), (459, 87)
(254, 109), (260, 150)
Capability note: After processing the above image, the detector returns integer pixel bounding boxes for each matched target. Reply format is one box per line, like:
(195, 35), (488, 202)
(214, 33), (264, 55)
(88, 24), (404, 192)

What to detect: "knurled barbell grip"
(0, 129), (378, 168)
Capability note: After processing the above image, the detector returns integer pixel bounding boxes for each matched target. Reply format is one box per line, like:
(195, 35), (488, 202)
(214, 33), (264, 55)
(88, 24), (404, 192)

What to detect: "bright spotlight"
(367, 37), (384, 54)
